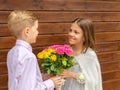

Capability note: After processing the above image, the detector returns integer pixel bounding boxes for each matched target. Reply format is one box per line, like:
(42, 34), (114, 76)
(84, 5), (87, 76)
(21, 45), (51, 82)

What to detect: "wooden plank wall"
(0, 0), (120, 90)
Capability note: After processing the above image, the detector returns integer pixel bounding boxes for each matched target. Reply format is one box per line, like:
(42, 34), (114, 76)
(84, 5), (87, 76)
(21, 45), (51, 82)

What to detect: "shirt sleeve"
(16, 57), (54, 90)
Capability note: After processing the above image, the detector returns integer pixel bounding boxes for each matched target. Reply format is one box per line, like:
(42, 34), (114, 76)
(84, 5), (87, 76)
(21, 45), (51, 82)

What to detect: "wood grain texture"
(95, 42), (120, 53)
(0, 74), (7, 89)
(0, 62), (7, 74)
(0, 32), (120, 49)
(3, 42), (120, 62)
(102, 70), (120, 81)
(98, 51), (120, 62)
(0, 35), (67, 49)
(101, 60), (120, 72)
(1, 46), (120, 63)
(0, 0), (120, 90)
(1, 22), (120, 36)
(1, 11), (120, 23)
(103, 79), (120, 90)
(0, 0), (120, 11)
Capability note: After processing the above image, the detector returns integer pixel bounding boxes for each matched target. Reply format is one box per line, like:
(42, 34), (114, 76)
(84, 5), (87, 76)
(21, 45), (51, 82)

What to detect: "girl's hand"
(61, 69), (77, 80)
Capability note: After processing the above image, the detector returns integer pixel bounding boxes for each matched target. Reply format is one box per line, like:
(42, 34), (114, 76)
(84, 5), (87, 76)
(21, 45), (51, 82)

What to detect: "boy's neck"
(17, 36), (29, 44)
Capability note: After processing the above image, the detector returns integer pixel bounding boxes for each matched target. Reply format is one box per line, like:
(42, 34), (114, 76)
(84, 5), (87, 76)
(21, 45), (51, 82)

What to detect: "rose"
(63, 45), (73, 56)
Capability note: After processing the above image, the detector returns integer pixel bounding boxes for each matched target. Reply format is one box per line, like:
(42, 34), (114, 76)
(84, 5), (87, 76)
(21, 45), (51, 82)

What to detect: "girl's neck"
(71, 44), (85, 56)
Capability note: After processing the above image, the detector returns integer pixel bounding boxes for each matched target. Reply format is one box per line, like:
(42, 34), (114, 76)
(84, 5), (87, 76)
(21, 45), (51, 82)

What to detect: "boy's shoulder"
(7, 45), (37, 68)
(9, 45), (28, 53)
(8, 45), (35, 58)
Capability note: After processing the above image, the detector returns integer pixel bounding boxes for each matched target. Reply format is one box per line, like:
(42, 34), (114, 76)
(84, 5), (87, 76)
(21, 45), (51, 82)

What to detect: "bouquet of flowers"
(37, 45), (75, 75)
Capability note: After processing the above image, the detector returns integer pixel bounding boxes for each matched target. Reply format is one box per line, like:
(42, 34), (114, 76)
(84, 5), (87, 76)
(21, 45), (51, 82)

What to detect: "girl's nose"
(68, 32), (74, 36)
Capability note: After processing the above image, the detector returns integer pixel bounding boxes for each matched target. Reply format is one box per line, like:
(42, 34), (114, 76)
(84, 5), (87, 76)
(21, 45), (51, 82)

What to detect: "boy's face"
(28, 20), (39, 44)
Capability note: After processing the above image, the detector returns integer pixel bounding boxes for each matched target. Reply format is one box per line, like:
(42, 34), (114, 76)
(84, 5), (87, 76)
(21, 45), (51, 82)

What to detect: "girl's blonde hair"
(8, 10), (38, 37)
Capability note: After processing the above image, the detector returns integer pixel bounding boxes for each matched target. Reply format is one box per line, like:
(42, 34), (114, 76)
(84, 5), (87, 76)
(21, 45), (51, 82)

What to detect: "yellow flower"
(37, 52), (44, 59)
(46, 51), (51, 56)
(37, 50), (49, 59)
(50, 55), (57, 61)
(47, 48), (56, 53)
(43, 52), (49, 58)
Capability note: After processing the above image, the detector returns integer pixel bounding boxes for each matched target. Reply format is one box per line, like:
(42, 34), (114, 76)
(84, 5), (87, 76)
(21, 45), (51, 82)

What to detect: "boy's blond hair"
(8, 10), (38, 37)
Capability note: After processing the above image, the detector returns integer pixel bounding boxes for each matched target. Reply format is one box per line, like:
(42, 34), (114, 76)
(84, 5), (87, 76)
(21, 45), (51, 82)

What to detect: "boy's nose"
(37, 31), (39, 34)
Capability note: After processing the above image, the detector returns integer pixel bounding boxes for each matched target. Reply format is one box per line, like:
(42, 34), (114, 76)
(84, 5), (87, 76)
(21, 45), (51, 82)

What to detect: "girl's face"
(68, 22), (84, 46)
(28, 20), (39, 44)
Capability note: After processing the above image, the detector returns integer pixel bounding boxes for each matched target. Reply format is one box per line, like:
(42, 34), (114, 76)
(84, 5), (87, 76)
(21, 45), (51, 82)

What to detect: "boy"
(7, 10), (62, 90)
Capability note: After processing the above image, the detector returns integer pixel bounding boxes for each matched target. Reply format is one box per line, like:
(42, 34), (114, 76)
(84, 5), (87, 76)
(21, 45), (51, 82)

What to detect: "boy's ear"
(24, 27), (30, 36)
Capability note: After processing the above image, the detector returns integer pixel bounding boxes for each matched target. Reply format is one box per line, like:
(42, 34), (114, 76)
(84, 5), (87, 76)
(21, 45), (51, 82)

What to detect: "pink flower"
(56, 47), (64, 55)
(64, 45), (73, 56)
(48, 44), (73, 55)
(49, 45), (61, 49)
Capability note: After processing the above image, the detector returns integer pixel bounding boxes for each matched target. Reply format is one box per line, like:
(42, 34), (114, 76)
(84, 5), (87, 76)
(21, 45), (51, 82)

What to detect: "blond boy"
(7, 10), (61, 90)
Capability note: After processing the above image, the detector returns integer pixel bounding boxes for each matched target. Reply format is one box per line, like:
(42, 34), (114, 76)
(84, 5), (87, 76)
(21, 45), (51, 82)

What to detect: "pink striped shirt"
(7, 40), (54, 90)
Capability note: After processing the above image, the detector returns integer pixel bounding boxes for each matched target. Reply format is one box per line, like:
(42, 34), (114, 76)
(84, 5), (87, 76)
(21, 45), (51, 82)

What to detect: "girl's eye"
(68, 29), (72, 32)
(74, 31), (79, 34)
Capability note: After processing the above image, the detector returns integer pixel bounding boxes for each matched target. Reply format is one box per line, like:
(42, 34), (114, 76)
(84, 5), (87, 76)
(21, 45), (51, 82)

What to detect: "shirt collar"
(16, 39), (32, 52)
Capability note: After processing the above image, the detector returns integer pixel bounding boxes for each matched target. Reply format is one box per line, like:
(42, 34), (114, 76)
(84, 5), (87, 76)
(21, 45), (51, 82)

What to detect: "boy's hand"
(42, 73), (54, 80)
(50, 76), (62, 88)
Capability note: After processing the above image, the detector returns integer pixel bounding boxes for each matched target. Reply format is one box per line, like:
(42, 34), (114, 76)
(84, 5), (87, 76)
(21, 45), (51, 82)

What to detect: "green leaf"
(56, 69), (61, 75)
(50, 65), (55, 71)
(56, 68), (63, 75)
(47, 69), (51, 74)
(62, 60), (67, 66)
(41, 63), (50, 67)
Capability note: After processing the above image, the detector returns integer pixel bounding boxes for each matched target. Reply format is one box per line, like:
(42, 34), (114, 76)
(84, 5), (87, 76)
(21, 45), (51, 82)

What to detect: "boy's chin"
(30, 41), (36, 44)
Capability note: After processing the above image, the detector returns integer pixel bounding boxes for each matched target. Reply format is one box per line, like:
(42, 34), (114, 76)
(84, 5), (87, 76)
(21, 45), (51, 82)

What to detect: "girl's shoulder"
(86, 48), (97, 57)
(86, 48), (100, 65)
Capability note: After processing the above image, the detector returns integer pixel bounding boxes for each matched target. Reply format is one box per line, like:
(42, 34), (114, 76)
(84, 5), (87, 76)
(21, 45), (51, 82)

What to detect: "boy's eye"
(69, 29), (72, 32)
